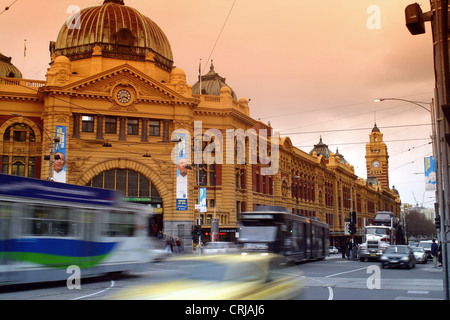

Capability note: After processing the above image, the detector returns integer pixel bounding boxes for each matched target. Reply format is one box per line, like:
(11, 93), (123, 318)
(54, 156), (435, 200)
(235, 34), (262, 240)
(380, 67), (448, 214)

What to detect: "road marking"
(327, 286), (334, 300)
(71, 280), (115, 300)
(407, 290), (430, 295)
(324, 267), (368, 278)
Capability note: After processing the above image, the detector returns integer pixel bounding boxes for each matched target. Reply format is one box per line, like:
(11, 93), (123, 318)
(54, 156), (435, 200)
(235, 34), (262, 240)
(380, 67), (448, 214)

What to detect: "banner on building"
(424, 156), (436, 191)
(199, 187), (207, 213)
(176, 133), (188, 211)
(53, 126), (67, 183)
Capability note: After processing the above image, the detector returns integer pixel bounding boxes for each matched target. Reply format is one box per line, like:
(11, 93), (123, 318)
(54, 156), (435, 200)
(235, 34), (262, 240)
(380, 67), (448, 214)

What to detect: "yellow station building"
(0, 0), (400, 249)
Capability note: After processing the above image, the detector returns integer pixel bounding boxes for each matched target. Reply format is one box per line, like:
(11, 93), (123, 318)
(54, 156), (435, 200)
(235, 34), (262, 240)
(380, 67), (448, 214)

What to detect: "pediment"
(57, 64), (196, 105)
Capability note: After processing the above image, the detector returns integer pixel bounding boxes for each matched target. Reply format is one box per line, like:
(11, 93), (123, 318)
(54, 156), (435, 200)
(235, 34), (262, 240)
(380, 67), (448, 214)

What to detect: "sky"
(0, 0), (437, 208)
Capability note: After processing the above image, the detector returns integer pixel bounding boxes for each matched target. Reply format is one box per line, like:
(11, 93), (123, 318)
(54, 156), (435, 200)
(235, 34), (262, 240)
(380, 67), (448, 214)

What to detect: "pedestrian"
(341, 241), (346, 259)
(438, 241), (443, 267)
(346, 240), (351, 260)
(175, 238), (181, 254)
(165, 236), (173, 253)
(431, 239), (439, 268)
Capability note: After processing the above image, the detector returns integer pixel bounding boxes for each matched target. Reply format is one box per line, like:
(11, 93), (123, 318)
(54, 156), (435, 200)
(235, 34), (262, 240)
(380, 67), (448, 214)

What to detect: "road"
(0, 254), (444, 300)
(300, 254), (444, 300)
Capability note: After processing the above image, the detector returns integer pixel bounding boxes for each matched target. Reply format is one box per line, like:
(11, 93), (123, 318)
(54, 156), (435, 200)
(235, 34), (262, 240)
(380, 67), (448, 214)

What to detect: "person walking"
(341, 241), (346, 259)
(431, 239), (439, 268)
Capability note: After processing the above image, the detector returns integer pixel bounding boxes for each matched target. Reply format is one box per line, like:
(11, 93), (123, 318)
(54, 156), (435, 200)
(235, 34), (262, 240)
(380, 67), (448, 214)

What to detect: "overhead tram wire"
(256, 91), (434, 123)
(202, 0), (238, 74)
(177, 0), (238, 127)
(282, 123), (430, 136)
(280, 101), (420, 134)
(291, 101), (431, 148)
(295, 137), (432, 149)
(0, 0), (18, 16)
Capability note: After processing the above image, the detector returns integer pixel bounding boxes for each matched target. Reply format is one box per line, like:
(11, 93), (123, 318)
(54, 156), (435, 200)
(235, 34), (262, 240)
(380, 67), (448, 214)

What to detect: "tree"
(405, 209), (436, 238)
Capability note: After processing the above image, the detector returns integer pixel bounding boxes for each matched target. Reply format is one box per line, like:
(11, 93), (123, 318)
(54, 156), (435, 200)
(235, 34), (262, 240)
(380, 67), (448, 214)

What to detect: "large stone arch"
(75, 158), (171, 208)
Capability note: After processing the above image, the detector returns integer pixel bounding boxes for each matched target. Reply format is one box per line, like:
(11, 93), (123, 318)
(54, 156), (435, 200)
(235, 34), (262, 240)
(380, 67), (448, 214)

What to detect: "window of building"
(3, 123), (36, 142)
(196, 164), (216, 187)
(2, 156), (35, 177)
(127, 118), (139, 135)
(86, 169), (161, 202)
(81, 115), (94, 132)
(105, 116), (117, 134)
(149, 120), (160, 136)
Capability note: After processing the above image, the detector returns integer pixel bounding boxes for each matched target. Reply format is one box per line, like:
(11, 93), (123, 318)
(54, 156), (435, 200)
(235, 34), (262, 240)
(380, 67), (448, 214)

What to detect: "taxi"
(110, 253), (304, 300)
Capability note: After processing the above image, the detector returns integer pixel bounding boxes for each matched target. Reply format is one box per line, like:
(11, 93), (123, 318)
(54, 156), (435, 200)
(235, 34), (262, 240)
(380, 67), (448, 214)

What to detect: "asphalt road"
(299, 254), (444, 300)
(0, 254), (444, 300)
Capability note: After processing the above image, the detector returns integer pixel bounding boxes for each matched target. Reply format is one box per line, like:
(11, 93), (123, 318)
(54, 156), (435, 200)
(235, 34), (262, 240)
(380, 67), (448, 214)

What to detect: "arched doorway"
(85, 168), (164, 235)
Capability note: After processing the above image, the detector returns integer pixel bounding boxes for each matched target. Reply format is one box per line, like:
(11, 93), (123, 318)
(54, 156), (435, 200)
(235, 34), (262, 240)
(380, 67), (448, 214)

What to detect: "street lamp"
(373, 98), (431, 113)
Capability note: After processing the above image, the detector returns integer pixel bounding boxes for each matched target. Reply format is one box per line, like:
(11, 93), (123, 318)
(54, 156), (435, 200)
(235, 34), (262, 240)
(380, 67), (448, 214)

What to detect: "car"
(411, 247), (427, 264)
(109, 253), (305, 300)
(380, 245), (416, 269)
(329, 246), (339, 254)
(418, 240), (433, 259)
(201, 241), (241, 254)
(408, 241), (419, 247)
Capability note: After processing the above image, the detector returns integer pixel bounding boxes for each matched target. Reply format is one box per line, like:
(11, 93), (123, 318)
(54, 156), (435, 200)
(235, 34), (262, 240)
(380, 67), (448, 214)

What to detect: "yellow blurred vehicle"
(110, 253), (304, 300)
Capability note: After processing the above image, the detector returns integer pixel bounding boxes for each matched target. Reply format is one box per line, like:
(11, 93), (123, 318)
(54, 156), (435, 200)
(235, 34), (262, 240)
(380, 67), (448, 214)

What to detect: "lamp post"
(373, 98), (439, 210)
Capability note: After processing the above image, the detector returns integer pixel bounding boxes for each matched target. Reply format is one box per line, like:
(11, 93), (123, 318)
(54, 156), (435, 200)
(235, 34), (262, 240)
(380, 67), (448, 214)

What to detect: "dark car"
(380, 245), (415, 269)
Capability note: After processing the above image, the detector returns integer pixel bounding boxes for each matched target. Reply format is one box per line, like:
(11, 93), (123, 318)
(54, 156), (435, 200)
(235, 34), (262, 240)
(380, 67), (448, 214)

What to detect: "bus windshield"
(239, 226), (278, 242)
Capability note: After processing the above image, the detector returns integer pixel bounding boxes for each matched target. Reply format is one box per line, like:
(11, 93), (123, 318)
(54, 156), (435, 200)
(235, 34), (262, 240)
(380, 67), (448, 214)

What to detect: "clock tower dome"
(365, 123), (389, 189)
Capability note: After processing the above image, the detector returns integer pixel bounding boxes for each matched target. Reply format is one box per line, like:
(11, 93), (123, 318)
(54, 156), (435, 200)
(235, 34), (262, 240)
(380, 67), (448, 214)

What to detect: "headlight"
(381, 256), (388, 260)
(401, 256), (410, 261)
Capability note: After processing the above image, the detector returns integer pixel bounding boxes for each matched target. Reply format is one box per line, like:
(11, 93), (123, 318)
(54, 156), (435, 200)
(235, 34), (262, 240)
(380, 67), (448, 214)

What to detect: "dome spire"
(103, 0), (124, 5)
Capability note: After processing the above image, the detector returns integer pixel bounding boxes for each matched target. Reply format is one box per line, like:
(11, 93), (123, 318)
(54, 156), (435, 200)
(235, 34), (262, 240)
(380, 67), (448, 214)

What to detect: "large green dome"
(0, 52), (22, 78)
(53, 0), (173, 71)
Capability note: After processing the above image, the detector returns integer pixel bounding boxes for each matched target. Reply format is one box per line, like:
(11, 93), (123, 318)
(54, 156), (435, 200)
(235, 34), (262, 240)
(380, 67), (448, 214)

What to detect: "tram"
(0, 174), (155, 286)
(238, 206), (329, 262)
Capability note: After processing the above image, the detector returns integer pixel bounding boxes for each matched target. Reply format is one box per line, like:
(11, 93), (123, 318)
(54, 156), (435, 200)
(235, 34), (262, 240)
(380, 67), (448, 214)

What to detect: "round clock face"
(117, 89), (131, 104)
(372, 160), (380, 168)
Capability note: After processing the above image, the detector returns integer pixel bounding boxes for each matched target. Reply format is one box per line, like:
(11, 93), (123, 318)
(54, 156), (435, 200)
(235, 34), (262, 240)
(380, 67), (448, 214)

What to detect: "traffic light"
(405, 3), (425, 35)
(349, 222), (356, 235)
(192, 225), (201, 240)
(435, 216), (441, 230)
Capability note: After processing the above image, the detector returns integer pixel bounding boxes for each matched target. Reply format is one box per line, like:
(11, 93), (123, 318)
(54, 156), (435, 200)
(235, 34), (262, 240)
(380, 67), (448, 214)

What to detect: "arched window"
(86, 169), (161, 202)
(2, 123), (38, 177)
(3, 123), (36, 142)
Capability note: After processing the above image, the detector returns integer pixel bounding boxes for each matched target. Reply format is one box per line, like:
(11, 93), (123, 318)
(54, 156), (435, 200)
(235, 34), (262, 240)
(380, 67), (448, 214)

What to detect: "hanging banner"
(199, 187), (207, 213)
(53, 126), (67, 183)
(424, 156), (436, 191)
(176, 133), (188, 211)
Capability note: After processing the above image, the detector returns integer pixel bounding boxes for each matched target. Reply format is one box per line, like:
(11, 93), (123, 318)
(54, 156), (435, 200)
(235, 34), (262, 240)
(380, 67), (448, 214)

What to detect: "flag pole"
(199, 58), (202, 95)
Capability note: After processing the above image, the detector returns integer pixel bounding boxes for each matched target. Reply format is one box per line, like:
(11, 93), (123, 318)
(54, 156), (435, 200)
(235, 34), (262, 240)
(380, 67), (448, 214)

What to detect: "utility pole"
(405, 0), (450, 299)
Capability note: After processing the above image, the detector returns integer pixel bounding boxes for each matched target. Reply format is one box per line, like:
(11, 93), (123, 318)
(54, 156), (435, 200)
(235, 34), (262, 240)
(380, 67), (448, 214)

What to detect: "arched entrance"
(84, 168), (165, 235)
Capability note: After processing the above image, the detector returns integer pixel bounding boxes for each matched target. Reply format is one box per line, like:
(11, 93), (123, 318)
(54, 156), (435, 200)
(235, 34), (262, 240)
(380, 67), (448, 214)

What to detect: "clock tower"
(365, 123), (389, 189)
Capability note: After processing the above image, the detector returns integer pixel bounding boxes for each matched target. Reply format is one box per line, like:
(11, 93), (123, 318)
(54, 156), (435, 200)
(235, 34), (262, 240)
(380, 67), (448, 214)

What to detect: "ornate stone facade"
(0, 1), (400, 249)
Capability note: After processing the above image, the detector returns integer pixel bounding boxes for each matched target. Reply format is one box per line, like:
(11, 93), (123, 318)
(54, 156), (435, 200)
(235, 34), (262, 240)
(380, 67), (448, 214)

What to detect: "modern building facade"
(0, 0), (400, 250)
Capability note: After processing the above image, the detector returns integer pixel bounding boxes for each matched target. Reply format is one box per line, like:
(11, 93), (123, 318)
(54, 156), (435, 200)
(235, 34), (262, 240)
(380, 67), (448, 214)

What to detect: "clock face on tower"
(117, 89), (131, 104)
(372, 160), (380, 168)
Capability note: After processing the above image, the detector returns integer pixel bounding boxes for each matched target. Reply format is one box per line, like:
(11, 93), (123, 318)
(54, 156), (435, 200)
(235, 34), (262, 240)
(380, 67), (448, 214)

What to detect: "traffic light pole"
(432, 0), (450, 300)
(406, 0), (450, 299)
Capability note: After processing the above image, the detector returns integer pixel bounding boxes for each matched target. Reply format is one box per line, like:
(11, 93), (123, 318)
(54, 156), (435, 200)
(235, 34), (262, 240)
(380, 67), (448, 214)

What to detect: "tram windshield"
(239, 226), (278, 242)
